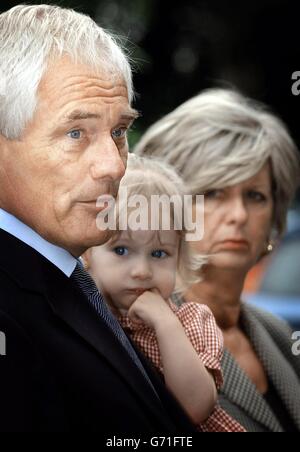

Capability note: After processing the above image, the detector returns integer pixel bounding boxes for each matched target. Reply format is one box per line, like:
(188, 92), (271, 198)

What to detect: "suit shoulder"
(242, 302), (300, 374)
(0, 266), (30, 316)
(243, 302), (292, 336)
(0, 265), (24, 291)
(0, 307), (39, 357)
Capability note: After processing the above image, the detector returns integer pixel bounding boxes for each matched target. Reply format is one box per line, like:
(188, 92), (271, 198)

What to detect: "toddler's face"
(87, 229), (179, 313)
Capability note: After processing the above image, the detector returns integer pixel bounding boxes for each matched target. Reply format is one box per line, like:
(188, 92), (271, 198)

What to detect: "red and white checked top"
(118, 301), (246, 432)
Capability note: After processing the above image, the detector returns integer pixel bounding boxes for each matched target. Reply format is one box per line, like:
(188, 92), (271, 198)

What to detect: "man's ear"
(81, 248), (92, 270)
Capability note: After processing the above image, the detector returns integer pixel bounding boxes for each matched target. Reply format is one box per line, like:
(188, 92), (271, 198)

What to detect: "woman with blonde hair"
(135, 89), (300, 432)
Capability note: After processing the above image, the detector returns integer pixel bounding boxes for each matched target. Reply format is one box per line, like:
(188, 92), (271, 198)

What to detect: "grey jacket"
(172, 293), (300, 432)
(219, 302), (300, 432)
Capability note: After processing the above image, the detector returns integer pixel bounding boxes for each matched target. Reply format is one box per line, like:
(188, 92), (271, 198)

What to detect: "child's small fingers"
(128, 305), (142, 322)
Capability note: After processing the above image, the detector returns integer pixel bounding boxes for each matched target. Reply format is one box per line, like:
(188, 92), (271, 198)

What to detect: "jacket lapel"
(221, 349), (283, 432)
(43, 262), (162, 404)
(0, 229), (168, 424)
(242, 304), (300, 430)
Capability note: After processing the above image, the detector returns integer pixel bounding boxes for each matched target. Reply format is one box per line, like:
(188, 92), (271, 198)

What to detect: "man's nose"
(90, 138), (127, 182)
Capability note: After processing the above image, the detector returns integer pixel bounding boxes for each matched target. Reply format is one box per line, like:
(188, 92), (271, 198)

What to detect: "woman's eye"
(113, 246), (129, 256)
(67, 129), (83, 140)
(204, 189), (222, 199)
(111, 127), (127, 139)
(152, 250), (168, 259)
(247, 191), (267, 202)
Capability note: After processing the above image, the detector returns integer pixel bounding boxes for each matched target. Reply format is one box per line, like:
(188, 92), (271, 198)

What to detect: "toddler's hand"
(128, 289), (176, 330)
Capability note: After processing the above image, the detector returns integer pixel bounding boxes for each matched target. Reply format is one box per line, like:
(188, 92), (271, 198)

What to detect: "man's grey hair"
(135, 89), (300, 238)
(0, 4), (133, 139)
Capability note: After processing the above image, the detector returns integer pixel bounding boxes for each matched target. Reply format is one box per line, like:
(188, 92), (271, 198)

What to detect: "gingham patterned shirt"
(118, 301), (246, 432)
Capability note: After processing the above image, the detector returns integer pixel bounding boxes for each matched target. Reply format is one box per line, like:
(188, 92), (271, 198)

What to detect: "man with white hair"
(0, 4), (195, 433)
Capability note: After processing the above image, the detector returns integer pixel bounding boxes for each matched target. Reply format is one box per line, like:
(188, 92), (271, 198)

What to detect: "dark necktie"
(71, 262), (156, 391)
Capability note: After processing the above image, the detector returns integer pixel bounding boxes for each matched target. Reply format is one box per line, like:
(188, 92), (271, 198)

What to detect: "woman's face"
(192, 163), (274, 272)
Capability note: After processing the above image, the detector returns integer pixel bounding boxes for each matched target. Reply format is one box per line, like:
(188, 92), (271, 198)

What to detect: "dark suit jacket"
(0, 229), (195, 433)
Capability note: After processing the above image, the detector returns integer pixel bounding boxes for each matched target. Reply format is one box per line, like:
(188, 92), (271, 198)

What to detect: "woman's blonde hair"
(112, 154), (205, 292)
(135, 89), (300, 239)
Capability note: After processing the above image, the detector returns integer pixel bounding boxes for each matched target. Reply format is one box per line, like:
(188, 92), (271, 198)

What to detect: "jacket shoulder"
(244, 302), (292, 336)
(243, 302), (300, 376)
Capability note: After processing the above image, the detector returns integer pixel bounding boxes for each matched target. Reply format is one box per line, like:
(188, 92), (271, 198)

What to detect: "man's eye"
(152, 250), (168, 259)
(67, 129), (83, 139)
(113, 246), (129, 256)
(111, 127), (127, 139)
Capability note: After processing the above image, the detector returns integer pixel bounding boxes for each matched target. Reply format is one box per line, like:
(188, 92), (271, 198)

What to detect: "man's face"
(0, 56), (137, 256)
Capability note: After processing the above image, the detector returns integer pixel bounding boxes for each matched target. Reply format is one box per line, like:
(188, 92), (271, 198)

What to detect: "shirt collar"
(0, 208), (77, 277)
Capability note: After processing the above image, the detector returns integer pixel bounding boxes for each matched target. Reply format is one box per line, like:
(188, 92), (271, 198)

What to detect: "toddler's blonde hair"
(112, 154), (205, 293)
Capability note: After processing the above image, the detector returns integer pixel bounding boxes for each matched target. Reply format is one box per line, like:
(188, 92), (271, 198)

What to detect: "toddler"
(83, 155), (245, 432)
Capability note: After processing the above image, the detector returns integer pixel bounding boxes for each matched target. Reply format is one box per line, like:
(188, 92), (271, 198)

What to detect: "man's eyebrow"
(120, 108), (140, 121)
(61, 110), (101, 123)
(61, 108), (140, 124)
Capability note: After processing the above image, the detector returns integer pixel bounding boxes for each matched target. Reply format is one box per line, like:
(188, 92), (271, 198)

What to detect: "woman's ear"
(81, 248), (92, 270)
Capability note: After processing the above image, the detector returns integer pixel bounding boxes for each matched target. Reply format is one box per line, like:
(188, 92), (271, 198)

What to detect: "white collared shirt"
(0, 208), (77, 277)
